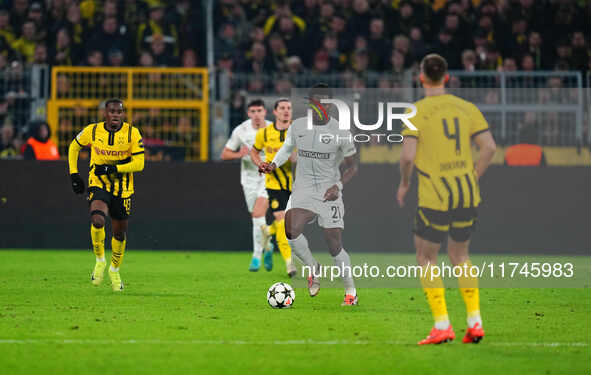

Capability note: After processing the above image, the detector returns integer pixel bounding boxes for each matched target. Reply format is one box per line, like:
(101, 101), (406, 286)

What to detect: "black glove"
(70, 173), (85, 194)
(94, 164), (118, 176)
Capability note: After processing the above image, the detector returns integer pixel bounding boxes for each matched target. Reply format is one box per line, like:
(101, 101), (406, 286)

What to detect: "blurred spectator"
(11, 21), (37, 63)
(151, 34), (177, 66)
(23, 121), (59, 160)
(570, 32), (589, 73)
(87, 16), (130, 65)
(107, 49), (124, 67)
(10, 0), (29, 33)
(137, 2), (179, 59)
(367, 18), (388, 70)
(526, 32), (547, 70)
(181, 49), (198, 68)
(216, 23), (237, 60)
(32, 43), (47, 65)
(505, 123), (546, 167)
(263, 0), (306, 37)
(267, 33), (288, 72)
(240, 41), (274, 73)
(27, 2), (46, 43)
(0, 123), (19, 159)
(85, 49), (103, 67)
(51, 28), (79, 65)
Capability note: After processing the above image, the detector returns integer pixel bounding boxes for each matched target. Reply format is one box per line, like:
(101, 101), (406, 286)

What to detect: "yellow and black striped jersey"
(402, 94), (489, 211)
(72, 121), (144, 198)
(253, 123), (292, 191)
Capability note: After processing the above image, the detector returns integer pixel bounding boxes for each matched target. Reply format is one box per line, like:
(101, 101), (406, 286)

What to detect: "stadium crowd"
(1, 0), (591, 159)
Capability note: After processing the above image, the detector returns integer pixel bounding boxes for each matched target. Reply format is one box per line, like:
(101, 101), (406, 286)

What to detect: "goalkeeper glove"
(94, 164), (118, 176)
(70, 173), (85, 194)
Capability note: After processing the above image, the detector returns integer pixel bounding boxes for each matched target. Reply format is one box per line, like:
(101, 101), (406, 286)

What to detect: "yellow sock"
(457, 260), (481, 324)
(110, 237), (126, 270)
(269, 221), (277, 236)
(274, 219), (292, 262)
(420, 264), (449, 326)
(90, 225), (105, 260)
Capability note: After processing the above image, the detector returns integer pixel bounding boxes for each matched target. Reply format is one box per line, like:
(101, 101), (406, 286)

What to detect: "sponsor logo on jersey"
(298, 149), (330, 159)
(93, 147), (130, 157)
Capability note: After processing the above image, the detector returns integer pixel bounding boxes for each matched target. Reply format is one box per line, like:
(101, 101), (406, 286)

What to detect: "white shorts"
(286, 190), (345, 229)
(242, 179), (268, 213)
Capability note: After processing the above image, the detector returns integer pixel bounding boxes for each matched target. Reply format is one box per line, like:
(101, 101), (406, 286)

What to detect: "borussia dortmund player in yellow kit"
(68, 99), (145, 291)
(251, 99), (296, 277)
(397, 54), (497, 345)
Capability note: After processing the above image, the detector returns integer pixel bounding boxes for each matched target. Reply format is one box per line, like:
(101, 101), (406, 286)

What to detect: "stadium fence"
(219, 70), (585, 147)
(47, 67), (209, 161)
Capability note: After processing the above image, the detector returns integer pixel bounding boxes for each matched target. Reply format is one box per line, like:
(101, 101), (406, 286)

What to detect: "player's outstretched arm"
(68, 138), (85, 194)
(473, 130), (496, 180)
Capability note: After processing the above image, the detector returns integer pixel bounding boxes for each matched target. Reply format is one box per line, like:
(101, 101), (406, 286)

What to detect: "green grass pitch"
(1, 249), (590, 374)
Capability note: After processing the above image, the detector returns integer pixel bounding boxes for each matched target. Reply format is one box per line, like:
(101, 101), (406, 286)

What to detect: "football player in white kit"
(221, 99), (273, 271)
(259, 84), (360, 305)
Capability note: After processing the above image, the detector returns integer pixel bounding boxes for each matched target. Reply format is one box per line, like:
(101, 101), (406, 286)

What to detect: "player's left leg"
(448, 208), (484, 343)
(107, 196), (131, 291)
(322, 228), (357, 305)
(108, 218), (127, 291)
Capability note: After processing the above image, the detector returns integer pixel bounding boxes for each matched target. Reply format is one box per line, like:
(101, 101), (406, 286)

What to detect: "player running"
(251, 99), (297, 278)
(221, 99), (273, 272)
(259, 84), (359, 305)
(397, 54), (496, 344)
(68, 99), (145, 291)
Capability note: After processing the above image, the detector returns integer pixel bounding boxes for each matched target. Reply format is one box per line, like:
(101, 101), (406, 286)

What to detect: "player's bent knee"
(90, 210), (106, 228)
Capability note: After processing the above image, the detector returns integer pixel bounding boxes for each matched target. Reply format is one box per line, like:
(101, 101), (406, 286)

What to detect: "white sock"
(96, 257), (106, 263)
(332, 248), (356, 296)
(252, 216), (266, 259)
(110, 265), (119, 272)
(435, 320), (451, 330)
(467, 312), (483, 328)
(287, 234), (318, 267)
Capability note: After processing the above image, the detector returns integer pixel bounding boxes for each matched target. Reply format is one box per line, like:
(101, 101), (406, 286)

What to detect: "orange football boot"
(462, 323), (485, 344)
(418, 325), (455, 345)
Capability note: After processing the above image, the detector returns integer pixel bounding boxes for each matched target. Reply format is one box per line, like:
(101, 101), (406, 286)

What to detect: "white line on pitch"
(0, 339), (587, 347)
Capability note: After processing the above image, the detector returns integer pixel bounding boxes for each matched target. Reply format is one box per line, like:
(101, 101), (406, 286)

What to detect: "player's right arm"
(68, 125), (91, 194)
(263, 126), (295, 173)
(250, 127), (265, 168)
(469, 104), (496, 180)
(221, 127), (248, 160)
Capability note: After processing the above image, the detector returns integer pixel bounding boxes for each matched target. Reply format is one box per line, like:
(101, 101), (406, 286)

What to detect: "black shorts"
(88, 187), (132, 220)
(413, 206), (478, 244)
(267, 189), (290, 213)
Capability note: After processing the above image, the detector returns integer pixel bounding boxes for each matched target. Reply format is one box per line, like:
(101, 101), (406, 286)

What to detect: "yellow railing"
(47, 66), (209, 161)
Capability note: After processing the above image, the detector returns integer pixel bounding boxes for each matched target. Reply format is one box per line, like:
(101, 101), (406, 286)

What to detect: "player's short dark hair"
(247, 99), (265, 109)
(274, 98), (290, 109)
(420, 54), (448, 83)
(309, 83), (332, 99)
(104, 98), (124, 108)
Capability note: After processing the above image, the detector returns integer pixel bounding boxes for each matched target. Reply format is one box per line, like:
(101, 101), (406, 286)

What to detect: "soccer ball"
(267, 282), (295, 309)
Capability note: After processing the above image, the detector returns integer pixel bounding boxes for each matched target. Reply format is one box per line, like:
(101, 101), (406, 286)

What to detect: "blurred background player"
(251, 99), (297, 277)
(68, 99), (145, 292)
(260, 84), (359, 305)
(221, 99), (273, 272)
(397, 54), (497, 345)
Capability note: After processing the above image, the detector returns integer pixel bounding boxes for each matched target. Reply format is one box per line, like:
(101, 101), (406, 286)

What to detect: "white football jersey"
(284, 117), (356, 194)
(225, 119), (273, 185)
